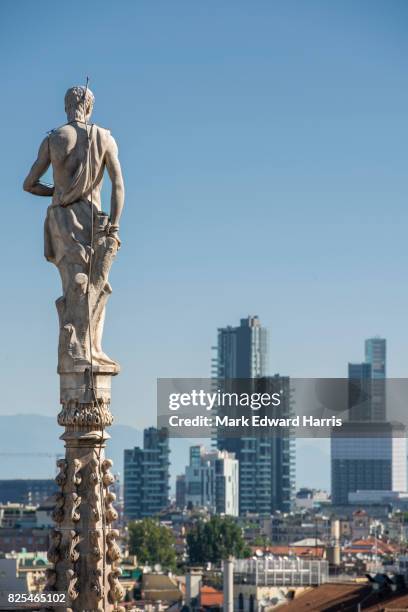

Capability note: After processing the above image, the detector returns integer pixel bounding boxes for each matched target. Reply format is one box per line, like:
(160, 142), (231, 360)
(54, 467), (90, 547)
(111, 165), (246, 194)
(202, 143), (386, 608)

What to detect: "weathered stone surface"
(24, 85), (125, 611)
(24, 85), (124, 373)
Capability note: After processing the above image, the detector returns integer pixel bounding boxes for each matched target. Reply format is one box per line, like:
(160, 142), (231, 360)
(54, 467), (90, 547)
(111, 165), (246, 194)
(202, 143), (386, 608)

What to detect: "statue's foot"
(92, 350), (118, 368)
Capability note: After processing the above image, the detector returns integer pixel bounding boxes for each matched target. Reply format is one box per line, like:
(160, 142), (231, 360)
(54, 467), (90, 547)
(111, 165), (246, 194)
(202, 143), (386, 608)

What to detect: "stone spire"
(23, 85), (125, 611)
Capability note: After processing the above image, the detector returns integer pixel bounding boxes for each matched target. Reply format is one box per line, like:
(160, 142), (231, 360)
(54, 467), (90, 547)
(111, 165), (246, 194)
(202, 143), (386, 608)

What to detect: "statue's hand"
(108, 227), (121, 249)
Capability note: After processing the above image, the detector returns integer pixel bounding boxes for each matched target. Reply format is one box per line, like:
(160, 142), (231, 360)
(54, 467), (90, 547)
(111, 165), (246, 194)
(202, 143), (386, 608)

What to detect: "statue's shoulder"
(47, 126), (62, 139)
(93, 124), (118, 152)
(93, 123), (112, 138)
(47, 123), (74, 141)
(94, 123), (116, 144)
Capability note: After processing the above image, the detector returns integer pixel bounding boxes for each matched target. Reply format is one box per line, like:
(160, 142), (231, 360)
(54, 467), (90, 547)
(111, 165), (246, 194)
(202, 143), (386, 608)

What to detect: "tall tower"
(215, 316), (268, 379)
(365, 337), (386, 378)
(124, 428), (170, 520)
(214, 316), (294, 514)
(365, 337), (386, 421)
(348, 362), (372, 421)
(332, 337), (392, 505)
(347, 338), (387, 423)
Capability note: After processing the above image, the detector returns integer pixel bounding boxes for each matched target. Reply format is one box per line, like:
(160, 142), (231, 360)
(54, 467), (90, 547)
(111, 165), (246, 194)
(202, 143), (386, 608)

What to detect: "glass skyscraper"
(214, 316), (295, 515)
(332, 337), (398, 505)
(124, 427), (170, 520)
(348, 362), (372, 421)
(215, 316), (268, 379)
(347, 337), (386, 423)
(365, 337), (386, 378)
(331, 422), (406, 504)
(365, 337), (386, 421)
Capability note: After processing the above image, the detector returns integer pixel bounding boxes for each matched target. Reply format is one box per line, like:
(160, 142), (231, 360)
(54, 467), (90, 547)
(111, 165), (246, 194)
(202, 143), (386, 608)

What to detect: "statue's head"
(64, 86), (95, 122)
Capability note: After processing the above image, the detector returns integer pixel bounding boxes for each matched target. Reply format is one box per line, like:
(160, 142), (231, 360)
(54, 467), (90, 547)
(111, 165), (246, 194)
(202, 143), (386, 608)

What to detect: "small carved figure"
(89, 529), (102, 560)
(55, 492), (64, 508)
(105, 505), (118, 524)
(105, 491), (116, 504)
(107, 567), (124, 604)
(103, 472), (115, 487)
(88, 457), (100, 485)
(44, 568), (57, 592)
(88, 483), (100, 522)
(92, 505), (101, 522)
(66, 569), (79, 601)
(51, 494), (65, 524)
(55, 459), (67, 487)
(102, 458), (113, 472)
(60, 529), (80, 562)
(47, 530), (62, 564)
(106, 529), (121, 562)
(68, 530), (80, 562)
(65, 492), (81, 522)
(105, 489), (118, 523)
(101, 458), (115, 487)
(72, 458), (82, 486)
(90, 568), (103, 600)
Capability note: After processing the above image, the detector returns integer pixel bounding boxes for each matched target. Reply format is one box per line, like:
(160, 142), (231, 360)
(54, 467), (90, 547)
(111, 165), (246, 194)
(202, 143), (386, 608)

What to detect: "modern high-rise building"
(0, 480), (57, 505)
(365, 337), (386, 421)
(332, 337), (401, 504)
(331, 422), (406, 504)
(124, 427), (170, 520)
(214, 316), (268, 379)
(348, 362), (372, 421)
(237, 375), (295, 514)
(214, 316), (295, 515)
(184, 446), (239, 516)
(347, 337), (386, 422)
(365, 337), (386, 378)
(175, 474), (186, 509)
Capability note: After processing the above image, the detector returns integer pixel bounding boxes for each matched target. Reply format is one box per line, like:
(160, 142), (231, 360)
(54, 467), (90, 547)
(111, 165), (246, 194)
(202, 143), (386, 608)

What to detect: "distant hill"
(0, 414), (142, 479)
(0, 415), (194, 491)
(0, 415), (330, 492)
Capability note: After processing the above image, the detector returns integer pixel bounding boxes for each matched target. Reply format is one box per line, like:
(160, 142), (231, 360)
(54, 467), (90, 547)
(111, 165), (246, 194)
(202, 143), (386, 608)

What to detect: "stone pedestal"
(44, 366), (124, 611)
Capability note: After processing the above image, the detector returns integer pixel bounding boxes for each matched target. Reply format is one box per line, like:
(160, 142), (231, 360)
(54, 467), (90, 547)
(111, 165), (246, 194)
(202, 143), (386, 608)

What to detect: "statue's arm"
(23, 137), (54, 197)
(105, 135), (125, 234)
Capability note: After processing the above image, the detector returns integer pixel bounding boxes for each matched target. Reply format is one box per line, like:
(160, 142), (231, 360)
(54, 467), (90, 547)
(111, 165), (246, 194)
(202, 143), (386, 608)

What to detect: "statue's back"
(49, 122), (112, 209)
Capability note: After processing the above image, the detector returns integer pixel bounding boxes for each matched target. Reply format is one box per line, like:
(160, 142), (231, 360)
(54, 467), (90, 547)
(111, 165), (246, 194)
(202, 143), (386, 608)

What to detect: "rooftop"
(344, 538), (397, 556)
(276, 583), (408, 612)
(200, 585), (223, 607)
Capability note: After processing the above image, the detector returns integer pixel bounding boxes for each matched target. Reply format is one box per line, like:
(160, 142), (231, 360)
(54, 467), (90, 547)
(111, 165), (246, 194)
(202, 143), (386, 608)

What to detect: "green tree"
(187, 516), (250, 564)
(252, 535), (270, 547)
(128, 518), (177, 570)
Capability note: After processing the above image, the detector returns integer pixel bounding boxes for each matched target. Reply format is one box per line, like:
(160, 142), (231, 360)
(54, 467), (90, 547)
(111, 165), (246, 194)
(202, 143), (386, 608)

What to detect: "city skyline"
(1, 1), (408, 435)
(2, 2), (408, 608)
(0, 326), (392, 491)
(1, 1), (407, 500)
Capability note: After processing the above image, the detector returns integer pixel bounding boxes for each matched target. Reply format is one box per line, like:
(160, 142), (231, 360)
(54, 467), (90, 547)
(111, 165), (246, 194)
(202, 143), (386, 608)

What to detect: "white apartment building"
(185, 445), (239, 516)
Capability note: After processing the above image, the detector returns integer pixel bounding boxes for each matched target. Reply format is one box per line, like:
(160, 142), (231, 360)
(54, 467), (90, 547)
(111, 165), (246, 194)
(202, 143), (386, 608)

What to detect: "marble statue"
(23, 86), (124, 373)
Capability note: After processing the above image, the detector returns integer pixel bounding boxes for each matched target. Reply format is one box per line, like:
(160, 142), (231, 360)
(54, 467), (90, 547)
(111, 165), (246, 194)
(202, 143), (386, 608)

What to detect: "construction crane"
(0, 452), (64, 473)
(0, 453), (63, 458)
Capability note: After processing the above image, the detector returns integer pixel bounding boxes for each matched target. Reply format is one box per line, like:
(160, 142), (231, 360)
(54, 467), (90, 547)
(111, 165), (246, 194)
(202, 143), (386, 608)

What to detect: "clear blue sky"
(1, 1), (407, 489)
